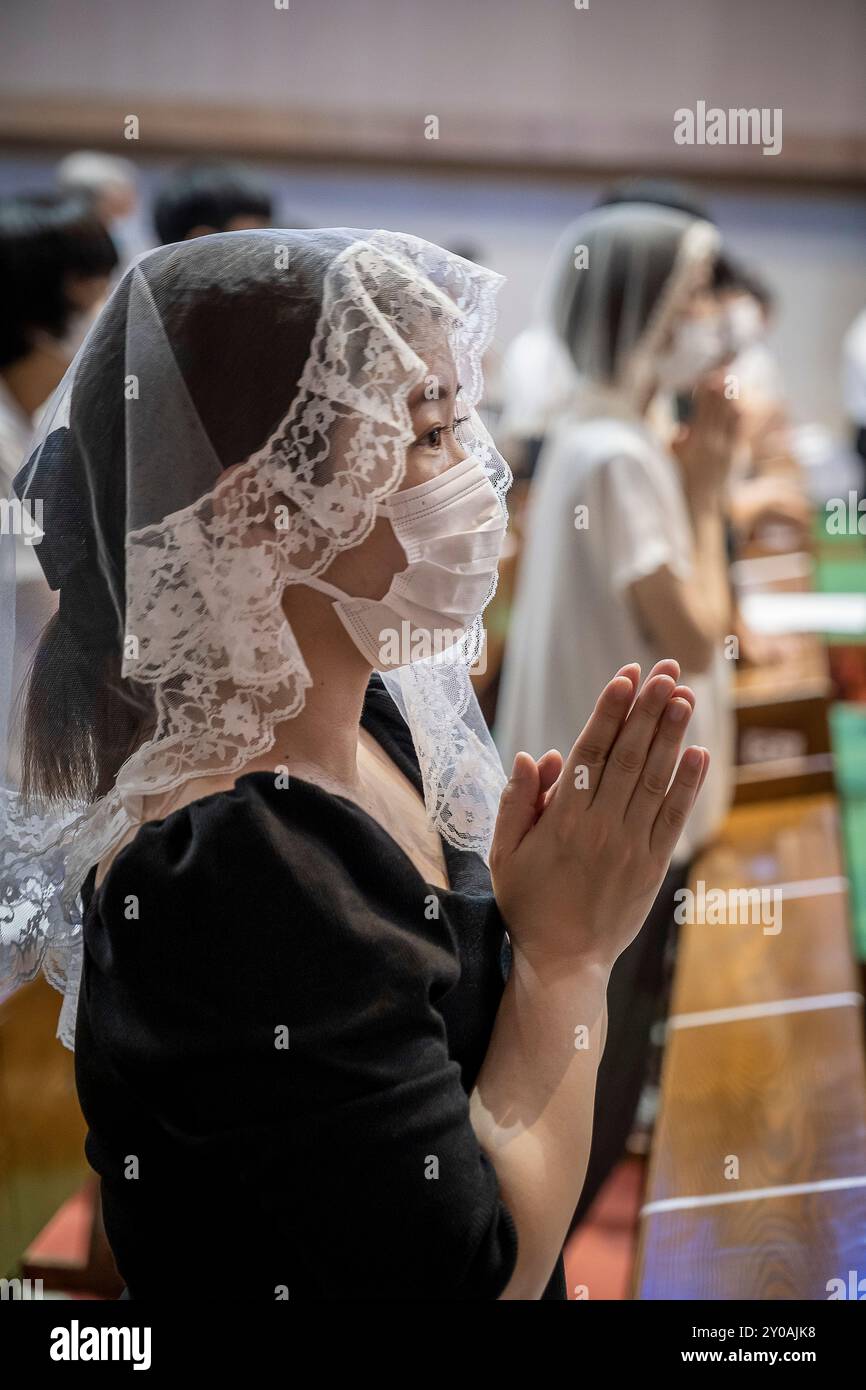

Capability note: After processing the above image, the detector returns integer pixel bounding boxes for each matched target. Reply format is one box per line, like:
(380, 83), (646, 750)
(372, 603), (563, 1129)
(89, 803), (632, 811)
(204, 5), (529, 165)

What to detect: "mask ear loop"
(303, 495), (412, 607)
(304, 573), (353, 605)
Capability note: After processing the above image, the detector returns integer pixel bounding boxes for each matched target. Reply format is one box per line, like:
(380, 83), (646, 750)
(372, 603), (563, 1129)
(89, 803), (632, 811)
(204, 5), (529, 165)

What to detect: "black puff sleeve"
(80, 774), (519, 1300)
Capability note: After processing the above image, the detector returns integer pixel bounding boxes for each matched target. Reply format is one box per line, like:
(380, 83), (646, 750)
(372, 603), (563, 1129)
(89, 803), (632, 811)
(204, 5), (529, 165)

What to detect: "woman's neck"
(264, 586), (372, 792)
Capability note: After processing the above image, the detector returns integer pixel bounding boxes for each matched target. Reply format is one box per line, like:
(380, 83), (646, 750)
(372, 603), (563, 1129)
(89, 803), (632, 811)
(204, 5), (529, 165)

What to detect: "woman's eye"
(416, 414), (470, 450)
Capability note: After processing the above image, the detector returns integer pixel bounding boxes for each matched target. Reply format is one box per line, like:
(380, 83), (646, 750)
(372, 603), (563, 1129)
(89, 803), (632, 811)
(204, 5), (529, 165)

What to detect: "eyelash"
(419, 414), (471, 449)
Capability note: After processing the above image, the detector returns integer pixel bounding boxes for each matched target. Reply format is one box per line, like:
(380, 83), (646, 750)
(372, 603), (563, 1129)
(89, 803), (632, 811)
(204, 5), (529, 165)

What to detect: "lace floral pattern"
(1, 230), (510, 1050)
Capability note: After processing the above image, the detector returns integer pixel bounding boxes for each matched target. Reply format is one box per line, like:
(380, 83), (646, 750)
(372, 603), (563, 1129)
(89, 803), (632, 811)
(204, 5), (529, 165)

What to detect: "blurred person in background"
(0, 190), (118, 481)
(58, 149), (145, 270)
(0, 191), (117, 778)
(496, 181), (714, 485)
(843, 305), (866, 494)
(153, 159), (274, 244)
(596, 176), (713, 223)
(598, 182), (811, 676)
(496, 203), (738, 1225)
(603, 183), (809, 545)
(715, 259), (811, 549)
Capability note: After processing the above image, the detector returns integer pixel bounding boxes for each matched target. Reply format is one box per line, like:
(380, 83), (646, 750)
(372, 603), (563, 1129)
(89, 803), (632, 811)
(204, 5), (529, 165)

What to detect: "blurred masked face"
(720, 289), (765, 355)
(655, 284), (730, 392)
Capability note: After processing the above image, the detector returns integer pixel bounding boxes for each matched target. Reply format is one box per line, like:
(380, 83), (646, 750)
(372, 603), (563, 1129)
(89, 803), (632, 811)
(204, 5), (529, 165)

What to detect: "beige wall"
(1, 0), (864, 428)
(1, 0), (864, 177)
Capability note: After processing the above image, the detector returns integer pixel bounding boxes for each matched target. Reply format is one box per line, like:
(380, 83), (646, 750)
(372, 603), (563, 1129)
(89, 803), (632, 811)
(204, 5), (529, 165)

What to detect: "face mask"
(725, 296), (764, 355)
(306, 453), (506, 671)
(655, 314), (728, 392)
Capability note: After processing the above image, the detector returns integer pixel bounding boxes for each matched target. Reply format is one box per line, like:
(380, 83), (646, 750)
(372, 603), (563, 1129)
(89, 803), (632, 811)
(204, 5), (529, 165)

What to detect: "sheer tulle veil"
(0, 228), (511, 1048)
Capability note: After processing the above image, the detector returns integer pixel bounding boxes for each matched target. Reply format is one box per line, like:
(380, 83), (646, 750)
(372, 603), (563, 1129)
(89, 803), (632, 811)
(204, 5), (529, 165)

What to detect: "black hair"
(595, 178), (713, 225)
(153, 160), (274, 245)
(0, 192), (118, 369)
(19, 230), (330, 802)
(19, 227), (439, 803)
(552, 205), (707, 384)
(712, 254), (775, 312)
(597, 181), (770, 307)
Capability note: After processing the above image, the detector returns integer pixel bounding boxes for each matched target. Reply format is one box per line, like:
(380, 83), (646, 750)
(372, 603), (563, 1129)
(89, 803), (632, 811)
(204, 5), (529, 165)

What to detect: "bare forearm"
(628, 482), (731, 672)
(687, 484), (731, 641)
(477, 664), (706, 1296)
(469, 949), (610, 1300)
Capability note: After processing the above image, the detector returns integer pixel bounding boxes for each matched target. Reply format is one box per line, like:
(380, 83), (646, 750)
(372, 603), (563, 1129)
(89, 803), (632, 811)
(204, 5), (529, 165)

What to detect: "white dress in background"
(495, 411), (734, 865)
(497, 325), (579, 443)
(843, 307), (866, 429)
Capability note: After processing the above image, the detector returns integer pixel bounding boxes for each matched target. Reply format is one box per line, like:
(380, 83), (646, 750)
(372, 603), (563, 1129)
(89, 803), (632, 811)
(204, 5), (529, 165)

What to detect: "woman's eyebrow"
(409, 379), (462, 407)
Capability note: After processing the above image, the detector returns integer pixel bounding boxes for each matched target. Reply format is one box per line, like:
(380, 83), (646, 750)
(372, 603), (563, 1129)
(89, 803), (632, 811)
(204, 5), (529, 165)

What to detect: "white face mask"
(655, 313), (728, 392)
(306, 453), (506, 671)
(725, 296), (764, 355)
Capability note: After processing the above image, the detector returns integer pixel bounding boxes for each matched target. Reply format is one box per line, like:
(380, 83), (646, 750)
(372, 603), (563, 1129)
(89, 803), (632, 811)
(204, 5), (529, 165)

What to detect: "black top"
(75, 675), (567, 1301)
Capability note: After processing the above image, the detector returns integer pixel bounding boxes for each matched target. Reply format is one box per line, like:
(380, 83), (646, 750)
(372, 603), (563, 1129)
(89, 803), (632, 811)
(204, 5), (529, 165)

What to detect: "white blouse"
(496, 409), (734, 865)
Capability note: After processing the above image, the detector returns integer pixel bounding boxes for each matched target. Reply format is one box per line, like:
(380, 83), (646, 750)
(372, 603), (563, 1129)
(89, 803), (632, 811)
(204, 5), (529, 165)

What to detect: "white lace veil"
(500, 204), (719, 439)
(0, 228), (511, 1049)
(544, 203), (720, 411)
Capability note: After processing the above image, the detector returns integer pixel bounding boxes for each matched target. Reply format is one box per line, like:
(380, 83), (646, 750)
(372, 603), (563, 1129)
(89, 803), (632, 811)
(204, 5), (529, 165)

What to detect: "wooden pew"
(732, 552), (835, 802)
(0, 977), (89, 1279)
(634, 795), (866, 1299)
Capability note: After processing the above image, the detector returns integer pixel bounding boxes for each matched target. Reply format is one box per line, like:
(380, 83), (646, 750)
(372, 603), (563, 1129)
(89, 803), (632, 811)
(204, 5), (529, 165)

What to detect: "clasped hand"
(490, 660), (709, 974)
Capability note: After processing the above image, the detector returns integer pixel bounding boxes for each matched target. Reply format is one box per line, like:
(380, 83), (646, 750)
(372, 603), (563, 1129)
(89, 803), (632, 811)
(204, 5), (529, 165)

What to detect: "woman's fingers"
(647, 658), (681, 678)
(491, 751), (541, 862)
(590, 668), (679, 815)
(555, 664), (640, 811)
(671, 682), (695, 710)
(535, 748), (564, 817)
(650, 746), (708, 859)
(624, 688), (695, 831)
(696, 746), (710, 800)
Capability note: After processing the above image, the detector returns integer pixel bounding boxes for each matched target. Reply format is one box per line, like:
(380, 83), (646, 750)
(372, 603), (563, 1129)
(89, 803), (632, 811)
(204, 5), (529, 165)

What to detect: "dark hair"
(19, 231), (331, 803)
(0, 192), (118, 369)
(598, 182), (763, 307)
(553, 205), (705, 383)
(712, 254), (774, 313)
(20, 611), (154, 803)
(153, 160), (274, 244)
(595, 178), (713, 225)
